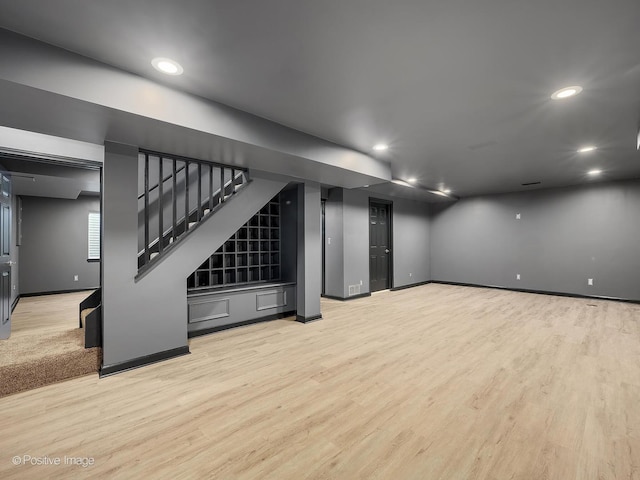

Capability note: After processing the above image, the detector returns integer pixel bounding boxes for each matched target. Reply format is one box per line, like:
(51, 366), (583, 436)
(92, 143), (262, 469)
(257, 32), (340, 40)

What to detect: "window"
(88, 212), (100, 260)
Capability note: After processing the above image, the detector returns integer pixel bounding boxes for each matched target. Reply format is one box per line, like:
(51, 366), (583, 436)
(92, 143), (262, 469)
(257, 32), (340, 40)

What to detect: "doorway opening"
(0, 152), (102, 397)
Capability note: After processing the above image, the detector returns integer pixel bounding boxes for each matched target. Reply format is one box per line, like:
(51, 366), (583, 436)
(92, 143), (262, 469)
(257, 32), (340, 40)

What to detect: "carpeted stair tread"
(0, 327), (101, 397)
(0, 347), (101, 397)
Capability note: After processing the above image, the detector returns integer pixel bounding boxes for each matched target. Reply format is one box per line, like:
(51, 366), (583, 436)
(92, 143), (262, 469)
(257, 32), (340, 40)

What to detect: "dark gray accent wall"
(430, 179), (640, 300)
(19, 195), (100, 294)
(324, 187), (431, 296)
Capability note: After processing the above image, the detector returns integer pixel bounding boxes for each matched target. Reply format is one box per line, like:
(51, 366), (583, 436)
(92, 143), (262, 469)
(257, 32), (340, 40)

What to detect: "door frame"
(368, 197), (393, 291)
(0, 171), (11, 339)
(321, 199), (326, 296)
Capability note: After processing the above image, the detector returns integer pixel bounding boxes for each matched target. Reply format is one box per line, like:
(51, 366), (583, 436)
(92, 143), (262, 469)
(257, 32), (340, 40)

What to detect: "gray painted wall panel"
(324, 188), (344, 298)
(19, 195), (100, 294)
(392, 198), (431, 288)
(280, 187), (298, 283)
(342, 189), (370, 296)
(431, 179), (640, 300)
(187, 284), (296, 332)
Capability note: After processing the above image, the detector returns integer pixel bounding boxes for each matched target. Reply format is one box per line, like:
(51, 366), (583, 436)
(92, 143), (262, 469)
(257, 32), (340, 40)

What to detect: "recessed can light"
(578, 145), (597, 153)
(551, 85), (583, 100)
(587, 169), (602, 176)
(372, 144), (388, 152)
(407, 177), (417, 183)
(152, 57), (184, 75)
(391, 179), (412, 187)
(443, 188), (451, 194)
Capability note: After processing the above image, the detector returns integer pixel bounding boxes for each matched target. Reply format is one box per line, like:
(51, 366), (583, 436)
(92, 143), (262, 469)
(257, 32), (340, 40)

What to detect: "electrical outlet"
(516, 213), (521, 220)
(327, 237), (331, 245)
(409, 272), (413, 277)
(588, 278), (593, 286)
(516, 274), (521, 280)
(74, 275), (79, 282)
(360, 279), (363, 285)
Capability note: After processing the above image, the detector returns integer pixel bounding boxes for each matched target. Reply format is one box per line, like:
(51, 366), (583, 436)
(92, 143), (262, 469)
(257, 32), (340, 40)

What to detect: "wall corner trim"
(390, 281), (432, 291)
(100, 345), (190, 377)
(296, 314), (322, 323)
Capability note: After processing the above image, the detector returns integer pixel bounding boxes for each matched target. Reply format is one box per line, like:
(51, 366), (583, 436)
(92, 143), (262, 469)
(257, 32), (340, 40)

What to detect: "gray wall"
(324, 188), (344, 297)
(280, 186), (298, 283)
(324, 187), (431, 297)
(19, 195), (100, 294)
(430, 179), (640, 300)
(392, 196), (431, 288)
(296, 182), (322, 320)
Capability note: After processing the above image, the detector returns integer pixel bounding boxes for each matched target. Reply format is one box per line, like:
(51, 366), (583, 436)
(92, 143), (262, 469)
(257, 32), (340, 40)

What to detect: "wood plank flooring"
(0, 284), (639, 479)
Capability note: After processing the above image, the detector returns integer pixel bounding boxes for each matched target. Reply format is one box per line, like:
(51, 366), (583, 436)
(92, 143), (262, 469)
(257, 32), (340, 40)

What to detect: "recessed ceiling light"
(577, 145), (597, 153)
(391, 179), (412, 187)
(407, 177), (417, 183)
(372, 144), (388, 152)
(151, 57), (184, 75)
(443, 188), (451, 194)
(551, 85), (583, 100)
(587, 169), (602, 176)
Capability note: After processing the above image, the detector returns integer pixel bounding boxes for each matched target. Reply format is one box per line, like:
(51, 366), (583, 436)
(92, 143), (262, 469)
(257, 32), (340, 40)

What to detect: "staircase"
(137, 150), (250, 273)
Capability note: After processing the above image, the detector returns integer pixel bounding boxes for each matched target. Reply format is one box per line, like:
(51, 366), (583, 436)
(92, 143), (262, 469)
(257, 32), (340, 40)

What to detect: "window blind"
(88, 212), (100, 260)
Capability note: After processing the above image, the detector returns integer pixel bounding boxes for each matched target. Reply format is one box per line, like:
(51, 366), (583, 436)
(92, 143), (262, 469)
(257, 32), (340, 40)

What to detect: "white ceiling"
(0, 0), (639, 197)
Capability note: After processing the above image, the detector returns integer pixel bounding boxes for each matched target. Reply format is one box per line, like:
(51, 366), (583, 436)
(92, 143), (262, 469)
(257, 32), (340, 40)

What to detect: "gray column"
(296, 182), (322, 322)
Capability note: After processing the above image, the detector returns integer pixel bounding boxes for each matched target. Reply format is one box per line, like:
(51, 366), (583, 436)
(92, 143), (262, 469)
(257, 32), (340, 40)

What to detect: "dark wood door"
(0, 173), (11, 340)
(369, 201), (390, 292)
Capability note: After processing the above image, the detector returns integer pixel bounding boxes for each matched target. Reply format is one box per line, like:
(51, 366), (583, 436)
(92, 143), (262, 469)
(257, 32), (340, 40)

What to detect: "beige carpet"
(0, 292), (101, 398)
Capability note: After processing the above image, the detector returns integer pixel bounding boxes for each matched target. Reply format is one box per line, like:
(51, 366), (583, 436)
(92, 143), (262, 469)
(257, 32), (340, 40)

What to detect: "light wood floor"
(0, 284), (639, 479)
